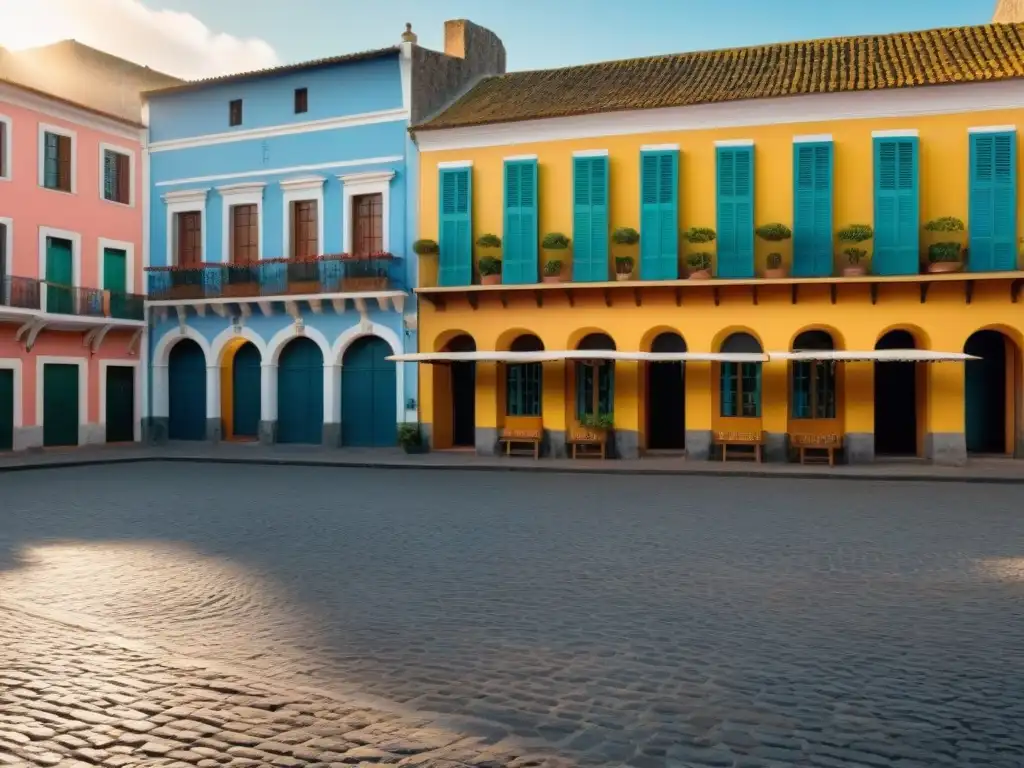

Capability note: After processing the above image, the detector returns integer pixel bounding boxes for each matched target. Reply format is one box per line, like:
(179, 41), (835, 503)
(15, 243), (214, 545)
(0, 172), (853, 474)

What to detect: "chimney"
(994, 0), (1024, 22)
(444, 20), (467, 59)
(401, 23), (418, 44)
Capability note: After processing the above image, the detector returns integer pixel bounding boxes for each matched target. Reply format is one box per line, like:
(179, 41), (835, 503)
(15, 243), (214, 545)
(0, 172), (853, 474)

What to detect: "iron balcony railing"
(146, 254), (401, 301)
(1, 275), (42, 310)
(45, 283), (145, 320)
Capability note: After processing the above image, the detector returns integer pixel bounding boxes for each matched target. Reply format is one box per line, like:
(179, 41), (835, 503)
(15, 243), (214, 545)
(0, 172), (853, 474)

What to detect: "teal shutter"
(44, 132), (60, 188)
(969, 131), (1017, 272)
(873, 137), (919, 275)
(573, 155), (609, 282)
(103, 150), (117, 201)
(438, 167), (472, 286)
(792, 142), (833, 276)
(716, 146), (755, 278)
(503, 159), (538, 284)
(639, 149), (680, 280)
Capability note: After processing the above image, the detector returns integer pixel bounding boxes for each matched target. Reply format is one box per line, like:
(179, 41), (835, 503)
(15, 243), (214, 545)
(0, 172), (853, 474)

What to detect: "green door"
(232, 343), (261, 438)
(168, 340), (207, 440)
(0, 369), (13, 451)
(43, 363), (79, 447)
(965, 331), (1007, 453)
(105, 365), (135, 443)
(341, 337), (397, 447)
(103, 247), (128, 318)
(46, 237), (73, 314)
(277, 337), (323, 444)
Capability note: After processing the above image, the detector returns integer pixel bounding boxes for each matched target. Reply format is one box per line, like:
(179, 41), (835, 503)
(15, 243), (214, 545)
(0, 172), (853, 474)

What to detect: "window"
(507, 362), (542, 417)
(0, 117), (9, 180)
(231, 204), (259, 263)
(176, 212), (202, 266)
(43, 130), (72, 192)
(0, 222), (6, 283)
(102, 148), (131, 204)
(720, 363), (761, 417)
(576, 362), (614, 419)
(792, 361), (836, 419)
(229, 99), (243, 127)
(352, 193), (383, 256)
(294, 87), (308, 114)
(291, 200), (318, 258)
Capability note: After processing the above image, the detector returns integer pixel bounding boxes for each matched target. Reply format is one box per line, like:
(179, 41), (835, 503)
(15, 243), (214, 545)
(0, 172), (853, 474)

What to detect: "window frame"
(720, 361), (762, 418)
(216, 182), (264, 263)
(37, 226), (82, 313)
(280, 176), (325, 260)
(294, 87), (308, 114)
(506, 361), (542, 417)
(38, 123), (77, 194)
(351, 192), (384, 257)
(229, 99), (243, 127)
(791, 360), (836, 419)
(338, 170), (393, 255)
(161, 188), (209, 268)
(0, 113), (11, 181)
(575, 361), (614, 419)
(97, 237), (136, 295)
(99, 142), (135, 206)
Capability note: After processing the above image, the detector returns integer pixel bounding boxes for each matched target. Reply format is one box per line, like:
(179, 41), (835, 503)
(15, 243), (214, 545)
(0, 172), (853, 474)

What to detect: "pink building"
(0, 77), (146, 450)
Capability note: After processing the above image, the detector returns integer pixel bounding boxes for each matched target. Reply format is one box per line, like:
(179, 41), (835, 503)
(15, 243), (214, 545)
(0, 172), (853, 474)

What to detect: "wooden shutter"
(572, 155), (609, 282)
(873, 137), (919, 275)
(57, 135), (72, 192)
(792, 142), (833, 277)
(232, 204), (258, 263)
(0, 121), (6, 177)
(438, 167), (472, 286)
(353, 194), (383, 257)
(503, 158), (538, 284)
(177, 212), (201, 266)
(292, 201), (318, 258)
(969, 131), (1017, 272)
(716, 146), (755, 278)
(116, 152), (131, 204)
(639, 149), (680, 280)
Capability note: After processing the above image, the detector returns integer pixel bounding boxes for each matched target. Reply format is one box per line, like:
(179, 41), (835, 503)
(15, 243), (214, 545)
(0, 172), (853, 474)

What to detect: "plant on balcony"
(756, 223), (791, 278)
(765, 252), (785, 279)
(580, 412), (614, 431)
(837, 224), (873, 276)
(413, 239), (439, 255)
(542, 232), (570, 250)
(923, 217), (965, 273)
(686, 252), (712, 280)
(478, 256), (502, 285)
(611, 227), (639, 281)
(398, 422), (428, 454)
(924, 216), (965, 233)
(683, 227), (716, 244)
(339, 251), (393, 291)
(476, 233), (502, 249)
(614, 256), (635, 280)
(542, 259), (564, 283)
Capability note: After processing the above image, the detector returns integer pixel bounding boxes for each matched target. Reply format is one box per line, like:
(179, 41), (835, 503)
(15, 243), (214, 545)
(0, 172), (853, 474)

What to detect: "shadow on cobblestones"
(2, 463), (1024, 767)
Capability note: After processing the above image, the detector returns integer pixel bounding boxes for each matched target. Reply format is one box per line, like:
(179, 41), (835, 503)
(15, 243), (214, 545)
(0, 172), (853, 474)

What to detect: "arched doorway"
(648, 332), (686, 450)
(574, 333), (615, 423)
(719, 332), (762, 418)
(965, 330), (1009, 454)
(791, 330), (837, 420)
(342, 336), (397, 447)
(231, 342), (261, 440)
(168, 339), (206, 441)
(505, 335), (544, 420)
(448, 334), (476, 448)
(277, 337), (324, 444)
(874, 330), (917, 456)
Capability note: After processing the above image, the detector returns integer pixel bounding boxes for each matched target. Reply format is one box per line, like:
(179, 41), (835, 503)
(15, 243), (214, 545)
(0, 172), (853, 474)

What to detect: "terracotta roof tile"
(415, 23), (1024, 131)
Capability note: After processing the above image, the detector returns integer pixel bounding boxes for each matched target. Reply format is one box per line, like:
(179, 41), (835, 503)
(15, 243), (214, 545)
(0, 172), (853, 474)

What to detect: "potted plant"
(543, 259), (564, 283)
(686, 252), (713, 280)
(837, 224), (873, 276)
(397, 423), (428, 454)
(755, 223), (792, 278)
(478, 256), (502, 285)
(580, 412), (614, 431)
(542, 232), (569, 282)
(924, 217), (965, 273)
(611, 227), (639, 280)
(412, 239), (439, 256)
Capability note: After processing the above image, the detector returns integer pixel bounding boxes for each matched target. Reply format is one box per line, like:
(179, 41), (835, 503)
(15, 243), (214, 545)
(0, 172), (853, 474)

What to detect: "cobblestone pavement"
(2, 464), (1024, 767)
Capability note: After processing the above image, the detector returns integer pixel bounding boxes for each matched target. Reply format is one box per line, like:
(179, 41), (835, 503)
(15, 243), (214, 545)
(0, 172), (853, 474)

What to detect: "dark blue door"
(0, 368), (14, 451)
(232, 343), (261, 439)
(168, 339), (206, 440)
(342, 337), (397, 447)
(277, 337), (323, 444)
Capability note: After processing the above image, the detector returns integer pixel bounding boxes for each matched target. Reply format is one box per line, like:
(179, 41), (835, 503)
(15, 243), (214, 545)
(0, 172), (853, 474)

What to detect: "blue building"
(142, 20), (504, 446)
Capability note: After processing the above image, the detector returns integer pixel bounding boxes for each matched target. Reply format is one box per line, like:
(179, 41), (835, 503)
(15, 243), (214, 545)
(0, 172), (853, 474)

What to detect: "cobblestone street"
(2, 463), (1024, 767)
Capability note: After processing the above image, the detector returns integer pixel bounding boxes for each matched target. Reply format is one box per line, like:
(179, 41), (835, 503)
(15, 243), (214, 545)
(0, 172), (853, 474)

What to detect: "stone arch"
(640, 325), (685, 352)
(874, 324), (930, 350)
(267, 324), (332, 366)
(434, 328), (476, 352)
(152, 327), (214, 420)
(211, 325), (269, 366)
(496, 327), (545, 352)
(712, 326), (764, 353)
(331, 321), (402, 365)
(788, 324), (845, 351)
(567, 327), (617, 350)
(964, 327), (1021, 455)
(153, 325), (213, 368)
(720, 331), (763, 354)
(576, 332), (616, 351)
(874, 327), (926, 457)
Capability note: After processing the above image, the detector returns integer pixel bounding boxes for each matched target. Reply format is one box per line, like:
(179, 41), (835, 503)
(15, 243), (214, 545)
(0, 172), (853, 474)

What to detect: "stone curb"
(2, 451), (1024, 484)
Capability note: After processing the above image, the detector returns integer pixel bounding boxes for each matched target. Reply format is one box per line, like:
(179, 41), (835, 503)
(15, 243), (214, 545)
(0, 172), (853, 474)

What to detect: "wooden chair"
(714, 430), (764, 462)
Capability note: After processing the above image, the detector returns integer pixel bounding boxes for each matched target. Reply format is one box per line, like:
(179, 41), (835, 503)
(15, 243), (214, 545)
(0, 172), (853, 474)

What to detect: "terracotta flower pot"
(926, 261), (961, 274)
(481, 274), (501, 285)
(842, 265), (867, 277)
(764, 267), (787, 279)
(688, 269), (712, 280)
(615, 272), (631, 281)
(542, 275), (562, 284)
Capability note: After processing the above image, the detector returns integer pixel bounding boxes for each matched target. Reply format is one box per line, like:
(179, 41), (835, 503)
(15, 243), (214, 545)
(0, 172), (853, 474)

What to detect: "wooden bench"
(499, 428), (542, 459)
(791, 433), (842, 466)
(568, 428), (607, 459)
(715, 430), (764, 462)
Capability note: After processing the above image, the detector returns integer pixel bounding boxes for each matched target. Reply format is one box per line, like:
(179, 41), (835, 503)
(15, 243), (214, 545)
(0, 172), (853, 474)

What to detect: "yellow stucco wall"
(414, 105), (1024, 456)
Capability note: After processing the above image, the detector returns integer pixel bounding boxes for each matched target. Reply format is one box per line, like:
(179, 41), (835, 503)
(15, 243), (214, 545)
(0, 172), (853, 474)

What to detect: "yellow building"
(405, 22), (1024, 465)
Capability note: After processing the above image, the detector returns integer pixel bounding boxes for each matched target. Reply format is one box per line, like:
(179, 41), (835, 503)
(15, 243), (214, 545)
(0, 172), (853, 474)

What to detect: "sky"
(0, 0), (1007, 80)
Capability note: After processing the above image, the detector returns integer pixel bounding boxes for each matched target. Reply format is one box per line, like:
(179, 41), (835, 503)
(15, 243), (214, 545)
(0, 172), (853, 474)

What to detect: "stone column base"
(475, 427), (499, 456)
(613, 429), (640, 460)
(764, 432), (788, 463)
(205, 418), (222, 443)
(926, 432), (967, 466)
(546, 429), (567, 458)
(322, 422), (341, 448)
(142, 417), (168, 445)
(845, 432), (874, 464)
(258, 420), (277, 446)
(685, 430), (712, 460)
(80, 423), (106, 446)
(13, 426), (43, 451)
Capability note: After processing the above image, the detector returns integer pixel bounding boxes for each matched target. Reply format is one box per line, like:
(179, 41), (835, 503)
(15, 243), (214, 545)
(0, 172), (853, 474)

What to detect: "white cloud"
(0, 0), (279, 79)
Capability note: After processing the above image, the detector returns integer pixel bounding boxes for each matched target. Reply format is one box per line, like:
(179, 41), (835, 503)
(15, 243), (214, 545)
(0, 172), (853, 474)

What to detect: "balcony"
(145, 254), (408, 320)
(1, 275), (41, 311)
(44, 284), (145, 320)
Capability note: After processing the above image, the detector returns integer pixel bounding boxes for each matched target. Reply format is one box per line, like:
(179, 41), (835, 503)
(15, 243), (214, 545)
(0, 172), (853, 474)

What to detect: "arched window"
(576, 333), (615, 419)
(507, 335), (543, 416)
(720, 332), (762, 417)
(792, 330), (836, 419)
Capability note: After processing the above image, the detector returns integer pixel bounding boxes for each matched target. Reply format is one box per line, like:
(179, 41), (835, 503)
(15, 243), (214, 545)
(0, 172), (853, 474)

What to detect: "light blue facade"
(145, 50), (419, 447)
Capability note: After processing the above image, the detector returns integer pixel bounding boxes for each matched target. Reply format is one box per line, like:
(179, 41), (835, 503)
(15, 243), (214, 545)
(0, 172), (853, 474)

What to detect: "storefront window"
(792, 360), (836, 418)
(507, 362), (542, 416)
(720, 362), (761, 417)
(576, 362), (614, 418)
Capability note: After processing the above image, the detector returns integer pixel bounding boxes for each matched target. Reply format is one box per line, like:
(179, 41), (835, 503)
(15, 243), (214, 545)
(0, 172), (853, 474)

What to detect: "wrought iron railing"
(0, 275), (41, 310)
(146, 254), (400, 300)
(44, 284), (145, 320)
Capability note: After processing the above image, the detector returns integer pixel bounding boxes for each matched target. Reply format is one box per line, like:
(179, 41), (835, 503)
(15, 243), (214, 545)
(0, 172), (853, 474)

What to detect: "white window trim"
(217, 182), (265, 263)
(871, 129), (919, 138)
(572, 149), (609, 157)
(38, 122), (78, 194)
(0, 358), (23, 429)
(0, 113), (11, 181)
(338, 170), (394, 254)
(503, 154), (538, 161)
(714, 139), (755, 147)
(437, 160), (473, 168)
(35, 356), (88, 429)
(97, 238), (136, 294)
(793, 134), (833, 143)
(281, 176), (325, 259)
(640, 144), (679, 152)
(968, 125), (1017, 134)
(98, 359), (141, 442)
(162, 188), (209, 267)
(98, 142), (136, 207)
(38, 226), (82, 312)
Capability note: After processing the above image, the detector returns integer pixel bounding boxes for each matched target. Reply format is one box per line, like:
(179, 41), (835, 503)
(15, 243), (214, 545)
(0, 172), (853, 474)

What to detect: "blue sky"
(147, 0), (1001, 71)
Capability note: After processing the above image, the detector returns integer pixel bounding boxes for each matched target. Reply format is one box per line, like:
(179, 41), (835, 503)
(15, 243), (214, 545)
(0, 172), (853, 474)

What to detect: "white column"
(261, 363), (278, 421)
(152, 363), (169, 417)
(205, 365), (221, 419)
(323, 363), (341, 424)
(140, 330), (150, 420)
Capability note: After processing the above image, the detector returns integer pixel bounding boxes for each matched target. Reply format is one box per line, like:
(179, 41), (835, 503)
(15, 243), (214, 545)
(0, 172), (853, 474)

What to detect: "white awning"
(769, 349), (979, 362)
(644, 352), (769, 363)
(387, 351), (556, 363)
(389, 350), (770, 363)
